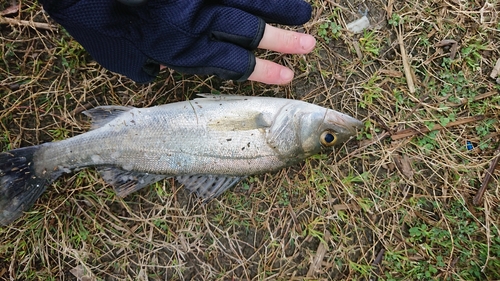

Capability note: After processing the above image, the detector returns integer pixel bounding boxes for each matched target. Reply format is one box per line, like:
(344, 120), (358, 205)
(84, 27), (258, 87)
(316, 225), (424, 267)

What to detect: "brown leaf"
(434, 39), (458, 59)
(1, 2), (19, 16)
(393, 154), (414, 179)
(490, 58), (500, 79)
(70, 265), (96, 281)
(434, 39), (458, 47)
(379, 69), (403, 77)
(307, 230), (332, 277)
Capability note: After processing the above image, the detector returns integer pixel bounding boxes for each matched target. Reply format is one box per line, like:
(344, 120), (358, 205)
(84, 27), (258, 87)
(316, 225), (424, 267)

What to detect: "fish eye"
(320, 131), (337, 147)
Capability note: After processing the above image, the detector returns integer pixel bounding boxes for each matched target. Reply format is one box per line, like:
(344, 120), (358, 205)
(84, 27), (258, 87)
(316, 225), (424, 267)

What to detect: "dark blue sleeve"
(39, 0), (312, 83)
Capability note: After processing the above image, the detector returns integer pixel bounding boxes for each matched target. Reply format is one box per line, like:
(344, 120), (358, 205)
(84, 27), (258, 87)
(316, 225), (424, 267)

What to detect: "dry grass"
(1, 0), (500, 280)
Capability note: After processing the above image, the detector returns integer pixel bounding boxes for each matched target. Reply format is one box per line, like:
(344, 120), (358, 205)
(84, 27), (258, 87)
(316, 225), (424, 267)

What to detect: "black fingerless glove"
(39, 0), (312, 83)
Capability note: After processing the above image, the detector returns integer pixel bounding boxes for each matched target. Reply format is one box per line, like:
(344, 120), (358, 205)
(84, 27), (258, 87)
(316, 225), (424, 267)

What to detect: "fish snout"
(325, 111), (363, 142)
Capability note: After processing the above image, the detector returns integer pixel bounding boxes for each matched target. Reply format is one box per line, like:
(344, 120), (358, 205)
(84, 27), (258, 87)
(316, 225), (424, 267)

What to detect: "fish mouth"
(325, 111), (363, 141)
(341, 114), (364, 134)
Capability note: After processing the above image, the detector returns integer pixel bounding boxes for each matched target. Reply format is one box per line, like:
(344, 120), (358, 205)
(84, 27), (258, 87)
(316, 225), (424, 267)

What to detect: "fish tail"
(0, 146), (49, 225)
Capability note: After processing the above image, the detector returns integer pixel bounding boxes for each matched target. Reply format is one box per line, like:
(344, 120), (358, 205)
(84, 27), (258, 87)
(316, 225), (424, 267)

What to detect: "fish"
(0, 94), (362, 225)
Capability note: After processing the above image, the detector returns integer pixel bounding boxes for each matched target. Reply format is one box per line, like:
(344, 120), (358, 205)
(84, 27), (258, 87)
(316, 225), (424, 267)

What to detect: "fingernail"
(300, 35), (316, 51)
(280, 68), (294, 82)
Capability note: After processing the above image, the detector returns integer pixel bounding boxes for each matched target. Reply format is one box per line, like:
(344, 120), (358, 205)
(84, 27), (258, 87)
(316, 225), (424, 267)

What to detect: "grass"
(1, 0), (499, 280)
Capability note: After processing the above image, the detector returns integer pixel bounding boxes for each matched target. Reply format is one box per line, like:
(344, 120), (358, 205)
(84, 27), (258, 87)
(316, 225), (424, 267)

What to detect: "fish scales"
(0, 94), (362, 225)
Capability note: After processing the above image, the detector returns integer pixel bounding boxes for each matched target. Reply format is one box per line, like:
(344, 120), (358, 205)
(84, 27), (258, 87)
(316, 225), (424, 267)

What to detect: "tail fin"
(0, 146), (48, 225)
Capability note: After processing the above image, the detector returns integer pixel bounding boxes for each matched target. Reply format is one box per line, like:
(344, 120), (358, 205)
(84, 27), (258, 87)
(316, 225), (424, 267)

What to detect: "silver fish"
(0, 94), (362, 225)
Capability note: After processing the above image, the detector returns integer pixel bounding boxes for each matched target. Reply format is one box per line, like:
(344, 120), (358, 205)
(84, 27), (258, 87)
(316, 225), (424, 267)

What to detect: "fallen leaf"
(490, 58), (500, 79)
(434, 39), (458, 59)
(70, 265), (96, 281)
(307, 230), (331, 277)
(379, 69), (404, 77)
(1, 2), (19, 16)
(393, 154), (414, 179)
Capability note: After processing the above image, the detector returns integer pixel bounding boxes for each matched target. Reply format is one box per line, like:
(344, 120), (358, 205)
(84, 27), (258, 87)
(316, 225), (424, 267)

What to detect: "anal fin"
(176, 175), (243, 202)
(98, 167), (167, 197)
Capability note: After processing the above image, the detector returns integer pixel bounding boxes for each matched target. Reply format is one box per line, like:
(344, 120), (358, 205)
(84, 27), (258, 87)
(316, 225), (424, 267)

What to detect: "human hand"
(39, 0), (315, 84)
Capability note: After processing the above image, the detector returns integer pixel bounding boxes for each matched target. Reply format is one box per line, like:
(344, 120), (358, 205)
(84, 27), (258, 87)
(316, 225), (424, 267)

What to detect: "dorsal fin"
(195, 93), (251, 101)
(83, 106), (133, 129)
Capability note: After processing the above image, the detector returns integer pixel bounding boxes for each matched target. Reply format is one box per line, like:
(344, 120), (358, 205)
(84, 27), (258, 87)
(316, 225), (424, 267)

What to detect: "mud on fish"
(0, 94), (362, 225)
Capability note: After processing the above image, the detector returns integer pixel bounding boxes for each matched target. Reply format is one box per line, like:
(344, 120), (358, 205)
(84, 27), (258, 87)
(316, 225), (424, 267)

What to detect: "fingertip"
(247, 58), (294, 85)
(300, 35), (316, 52)
(280, 68), (294, 82)
(259, 25), (316, 55)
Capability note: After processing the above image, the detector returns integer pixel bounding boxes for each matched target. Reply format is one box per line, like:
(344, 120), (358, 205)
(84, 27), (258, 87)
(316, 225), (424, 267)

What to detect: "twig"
(287, 204), (301, 233)
(368, 247), (386, 281)
(72, 100), (98, 116)
(391, 115), (484, 140)
(369, 114), (392, 133)
(358, 131), (391, 147)
(397, 25), (416, 93)
(386, 0), (394, 19)
(306, 230), (331, 277)
(440, 91), (498, 108)
(0, 15), (55, 31)
(372, 248), (385, 269)
(473, 148), (500, 206)
(352, 41), (363, 60)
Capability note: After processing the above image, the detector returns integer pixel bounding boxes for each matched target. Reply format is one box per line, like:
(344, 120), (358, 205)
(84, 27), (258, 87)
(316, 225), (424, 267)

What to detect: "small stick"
(397, 25), (416, 93)
(352, 41), (363, 60)
(0, 16), (55, 31)
(391, 115), (484, 140)
(386, 0), (394, 19)
(369, 248), (385, 281)
(434, 39), (458, 47)
(441, 91), (498, 108)
(369, 114), (392, 133)
(72, 100), (98, 115)
(306, 230), (331, 277)
(473, 149), (500, 206)
(372, 248), (385, 267)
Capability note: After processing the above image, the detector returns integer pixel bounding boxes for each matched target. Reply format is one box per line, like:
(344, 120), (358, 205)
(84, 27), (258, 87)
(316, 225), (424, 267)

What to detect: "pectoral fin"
(98, 167), (167, 197)
(176, 175), (243, 201)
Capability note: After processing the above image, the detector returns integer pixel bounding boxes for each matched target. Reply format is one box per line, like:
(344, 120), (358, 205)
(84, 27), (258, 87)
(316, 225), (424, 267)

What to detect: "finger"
(247, 58), (294, 85)
(258, 24), (316, 54)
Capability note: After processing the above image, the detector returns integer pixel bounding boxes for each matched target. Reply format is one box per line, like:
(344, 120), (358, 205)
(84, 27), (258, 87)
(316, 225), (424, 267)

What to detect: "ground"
(0, 0), (499, 280)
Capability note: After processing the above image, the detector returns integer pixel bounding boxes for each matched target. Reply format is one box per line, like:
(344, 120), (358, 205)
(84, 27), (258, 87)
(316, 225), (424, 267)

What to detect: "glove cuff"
(142, 59), (161, 81)
(235, 17), (262, 82)
(249, 17), (266, 50)
(236, 54), (256, 82)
